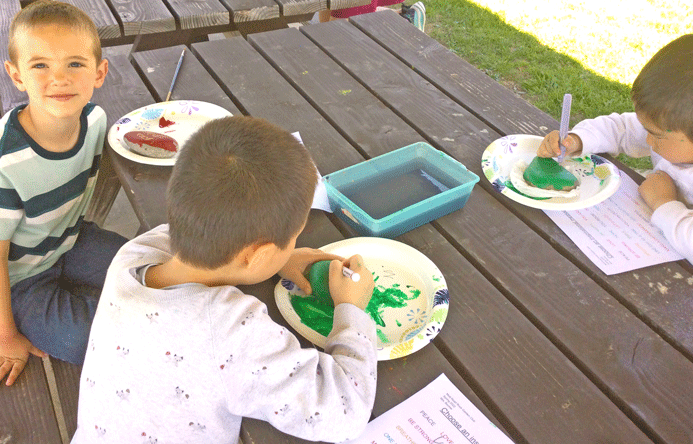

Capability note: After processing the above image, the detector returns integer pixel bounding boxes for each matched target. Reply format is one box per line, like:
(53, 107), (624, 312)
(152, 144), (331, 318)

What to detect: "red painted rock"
(123, 131), (178, 159)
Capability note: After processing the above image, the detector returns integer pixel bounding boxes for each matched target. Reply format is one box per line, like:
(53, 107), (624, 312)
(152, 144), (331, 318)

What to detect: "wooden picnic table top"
(14, 0), (371, 45)
(2, 10), (693, 444)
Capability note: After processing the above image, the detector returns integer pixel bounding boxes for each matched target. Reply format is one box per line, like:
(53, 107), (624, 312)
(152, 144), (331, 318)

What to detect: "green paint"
(376, 329), (390, 344)
(396, 320), (402, 327)
(366, 284), (421, 327)
(523, 157), (578, 191)
(290, 274), (423, 337)
(505, 179), (550, 200)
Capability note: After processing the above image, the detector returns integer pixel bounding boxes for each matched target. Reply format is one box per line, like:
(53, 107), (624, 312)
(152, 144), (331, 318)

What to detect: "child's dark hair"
(8, 0), (102, 64)
(167, 116), (317, 269)
(632, 34), (693, 142)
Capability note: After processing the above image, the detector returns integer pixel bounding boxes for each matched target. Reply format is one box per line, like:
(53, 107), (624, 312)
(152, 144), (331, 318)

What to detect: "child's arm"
(537, 113), (652, 159)
(0, 239), (47, 386)
(214, 269), (377, 442)
(640, 172), (693, 263)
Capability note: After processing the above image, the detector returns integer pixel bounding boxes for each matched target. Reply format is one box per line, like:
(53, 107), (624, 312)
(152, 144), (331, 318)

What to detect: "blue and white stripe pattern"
(0, 103), (106, 285)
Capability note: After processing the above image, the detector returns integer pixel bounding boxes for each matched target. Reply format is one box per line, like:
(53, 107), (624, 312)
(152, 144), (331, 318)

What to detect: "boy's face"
(4, 24), (107, 121)
(637, 113), (693, 164)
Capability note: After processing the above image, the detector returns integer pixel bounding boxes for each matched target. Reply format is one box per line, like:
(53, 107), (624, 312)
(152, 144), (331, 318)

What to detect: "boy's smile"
(636, 113), (693, 164)
(5, 24), (107, 123)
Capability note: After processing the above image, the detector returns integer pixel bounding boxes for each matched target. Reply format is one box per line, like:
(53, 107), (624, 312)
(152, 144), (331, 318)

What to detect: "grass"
(421, 0), (693, 170)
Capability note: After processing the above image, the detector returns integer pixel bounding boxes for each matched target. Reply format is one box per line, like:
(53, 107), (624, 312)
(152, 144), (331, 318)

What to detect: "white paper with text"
(345, 374), (514, 444)
(544, 173), (683, 274)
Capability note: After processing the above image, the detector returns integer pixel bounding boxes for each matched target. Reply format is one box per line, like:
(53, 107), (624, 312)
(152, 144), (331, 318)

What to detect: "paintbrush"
(557, 93), (572, 163)
(164, 49), (186, 102)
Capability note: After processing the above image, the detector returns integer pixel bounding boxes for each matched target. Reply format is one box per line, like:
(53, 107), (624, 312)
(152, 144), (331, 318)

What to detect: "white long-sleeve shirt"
(571, 112), (693, 263)
(71, 225), (378, 444)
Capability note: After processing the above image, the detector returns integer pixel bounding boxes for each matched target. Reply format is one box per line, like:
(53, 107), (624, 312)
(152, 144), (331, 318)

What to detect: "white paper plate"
(108, 100), (232, 166)
(481, 134), (622, 210)
(274, 237), (449, 360)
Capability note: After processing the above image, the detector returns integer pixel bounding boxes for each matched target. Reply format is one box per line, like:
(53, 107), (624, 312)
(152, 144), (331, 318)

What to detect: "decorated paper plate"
(481, 134), (622, 210)
(107, 100), (232, 166)
(274, 237), (449, 360)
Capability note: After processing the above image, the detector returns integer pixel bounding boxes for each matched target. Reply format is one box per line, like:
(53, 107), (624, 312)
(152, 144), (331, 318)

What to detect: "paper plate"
(108, 100), (232, 166)
(274, 237), (449, 360)
(481, 134), (622, 210)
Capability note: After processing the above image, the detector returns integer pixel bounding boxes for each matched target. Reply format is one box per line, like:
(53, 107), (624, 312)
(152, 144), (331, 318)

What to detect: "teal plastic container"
(324, 142), (479, 238)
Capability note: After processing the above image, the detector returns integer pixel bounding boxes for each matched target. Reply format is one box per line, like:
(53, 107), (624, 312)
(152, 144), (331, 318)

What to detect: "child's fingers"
(29, 345), (47, 358)
(0, 360), (11, 384)
(5, 362), (24, 386)
(344, 254), (366, 272)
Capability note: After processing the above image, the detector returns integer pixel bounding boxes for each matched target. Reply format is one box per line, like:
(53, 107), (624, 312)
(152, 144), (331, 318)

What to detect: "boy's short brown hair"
(632, 34), (693, 141)
(8, 0), (102, 64)
(167, 116), (317, 269)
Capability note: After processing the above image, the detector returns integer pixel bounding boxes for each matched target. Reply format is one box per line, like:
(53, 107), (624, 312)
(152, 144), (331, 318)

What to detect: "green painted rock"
(308, 260), (334, 307)
(523, 157), (578, 191)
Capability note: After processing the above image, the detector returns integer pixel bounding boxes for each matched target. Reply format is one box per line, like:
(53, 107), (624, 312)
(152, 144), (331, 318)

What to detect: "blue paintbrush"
(165, 49), (185, 102)
(557, 93), (572, 163)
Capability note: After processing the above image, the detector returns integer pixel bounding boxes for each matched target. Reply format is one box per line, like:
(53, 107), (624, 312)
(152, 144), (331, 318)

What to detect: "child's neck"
(19, 104), (81, 153)
(145, 257), (241, 289)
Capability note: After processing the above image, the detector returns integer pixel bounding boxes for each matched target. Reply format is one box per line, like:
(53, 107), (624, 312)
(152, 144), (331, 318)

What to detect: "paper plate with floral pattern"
(482, 134), (622, 210)
(275, 237), (449, 361)
(108, 100), (232, 166)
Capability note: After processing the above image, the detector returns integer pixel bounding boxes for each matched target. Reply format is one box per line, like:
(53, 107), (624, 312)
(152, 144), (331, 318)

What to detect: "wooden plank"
(91, 46), (156, 228)
(301, 19), (693, 443)
(248, 28), (422, 159)
(0, 356), (62, 444)
(161, 0), (230, 30)
(350, 11), (693, 358)
(218, 0), (280, 23)
(275, 0), (326, 17)
(104, 0), (176, 35)
(192, 37), (363, 175)
(328, 0), (370, 11)
(253, 26), (656, 444)
(49, 359), (82, 440)
(60, 0), (122, 39)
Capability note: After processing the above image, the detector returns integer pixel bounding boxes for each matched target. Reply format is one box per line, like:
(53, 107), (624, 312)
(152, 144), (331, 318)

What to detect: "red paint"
(159, 116), (175, 128)
(124, 131), (178, 152)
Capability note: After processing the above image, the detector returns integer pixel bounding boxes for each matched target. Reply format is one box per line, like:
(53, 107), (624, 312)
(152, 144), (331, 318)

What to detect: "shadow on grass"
(424, 0), (634, 126)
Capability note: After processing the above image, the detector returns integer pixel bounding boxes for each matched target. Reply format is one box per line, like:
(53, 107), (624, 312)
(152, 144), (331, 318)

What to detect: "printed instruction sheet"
(345, 374), (514, 444)
(544, 173), (683, 275)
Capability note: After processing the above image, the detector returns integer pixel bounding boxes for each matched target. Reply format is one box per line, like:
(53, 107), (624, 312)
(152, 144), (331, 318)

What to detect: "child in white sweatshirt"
(537, 34), (693, 263)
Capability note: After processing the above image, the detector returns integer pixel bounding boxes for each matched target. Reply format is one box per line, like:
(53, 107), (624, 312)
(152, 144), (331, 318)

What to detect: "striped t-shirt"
(0, 103), (106, 286)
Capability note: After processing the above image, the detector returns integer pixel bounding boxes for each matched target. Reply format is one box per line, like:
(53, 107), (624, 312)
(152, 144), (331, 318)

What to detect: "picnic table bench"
(2, 10), (693, 444)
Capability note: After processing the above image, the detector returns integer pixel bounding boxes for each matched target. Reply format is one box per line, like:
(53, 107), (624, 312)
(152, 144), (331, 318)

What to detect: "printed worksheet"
(292, 131), (331, 213)
(544, 173), (683, 274)
(345, 374), (514, 444)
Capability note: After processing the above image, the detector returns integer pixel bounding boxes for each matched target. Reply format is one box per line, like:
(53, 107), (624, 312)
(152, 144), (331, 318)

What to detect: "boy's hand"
(639, 170), (678, 211)
(537, 130), (583, 158)
(0, 332), (47, 386)
(328, 255), (374, 310)
(278, 248), (343, 294)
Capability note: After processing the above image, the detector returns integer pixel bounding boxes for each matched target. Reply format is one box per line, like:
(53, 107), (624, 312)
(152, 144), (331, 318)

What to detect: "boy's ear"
(239, 242), (277, 270)
(4, 61), (26, 92)
(93, 58), (108, 89)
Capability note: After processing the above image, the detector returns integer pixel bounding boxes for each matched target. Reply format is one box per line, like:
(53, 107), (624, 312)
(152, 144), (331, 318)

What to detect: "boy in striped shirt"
(0, 1), (127, 385)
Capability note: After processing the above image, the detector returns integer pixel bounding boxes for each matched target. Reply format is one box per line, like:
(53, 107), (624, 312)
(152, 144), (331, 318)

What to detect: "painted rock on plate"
(123, 131), (178, 159)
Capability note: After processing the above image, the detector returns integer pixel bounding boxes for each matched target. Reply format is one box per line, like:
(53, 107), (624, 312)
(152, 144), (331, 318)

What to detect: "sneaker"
(410, 1), (425, 32)
(400, 3), (416, 23)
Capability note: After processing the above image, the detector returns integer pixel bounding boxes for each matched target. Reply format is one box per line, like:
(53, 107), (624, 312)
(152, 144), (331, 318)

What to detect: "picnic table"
(2, 10), (693, 444)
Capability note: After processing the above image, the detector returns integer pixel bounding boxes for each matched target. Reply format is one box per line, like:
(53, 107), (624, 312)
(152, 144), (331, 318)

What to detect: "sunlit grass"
(423, 0), (692, 170)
